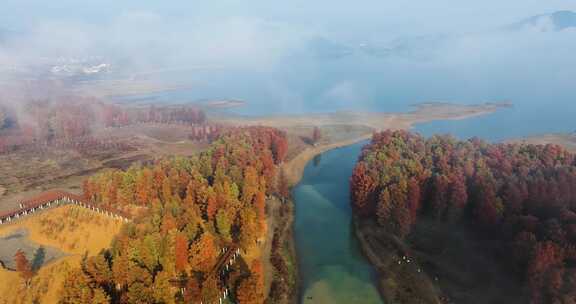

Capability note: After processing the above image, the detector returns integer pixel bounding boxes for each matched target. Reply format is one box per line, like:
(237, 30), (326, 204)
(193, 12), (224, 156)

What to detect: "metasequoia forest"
(351, 130), (576, 304)
(55, 126), (289, 303)
(0, 97), (206, 154)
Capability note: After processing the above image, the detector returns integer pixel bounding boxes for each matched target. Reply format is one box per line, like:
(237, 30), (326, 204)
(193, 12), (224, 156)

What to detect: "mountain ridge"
(509, 10), (576, 32)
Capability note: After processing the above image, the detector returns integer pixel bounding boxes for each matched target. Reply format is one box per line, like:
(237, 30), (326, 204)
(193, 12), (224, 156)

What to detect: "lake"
(148, 44), (575, 142)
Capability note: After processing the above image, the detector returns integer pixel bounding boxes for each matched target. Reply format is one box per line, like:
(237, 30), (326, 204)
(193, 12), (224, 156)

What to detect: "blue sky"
(2, 1), (576, 34)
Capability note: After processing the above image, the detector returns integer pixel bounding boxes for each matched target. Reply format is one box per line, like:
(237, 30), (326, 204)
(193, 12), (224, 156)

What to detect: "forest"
(56, 126), (289, 303)
(351, 130), (576, 304)
(0, 97), (206, 154)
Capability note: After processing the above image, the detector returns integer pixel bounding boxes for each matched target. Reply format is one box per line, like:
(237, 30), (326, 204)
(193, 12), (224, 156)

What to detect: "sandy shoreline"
(214, 102), (508, 131)
(282, 135), (371, 186)
(506, 133), (576, 152)
(254, 102), (509, 186)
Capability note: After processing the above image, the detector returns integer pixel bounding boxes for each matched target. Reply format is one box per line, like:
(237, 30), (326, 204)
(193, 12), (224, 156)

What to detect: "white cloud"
(0, 12), (317, 76)
(323, 81), (366, 105)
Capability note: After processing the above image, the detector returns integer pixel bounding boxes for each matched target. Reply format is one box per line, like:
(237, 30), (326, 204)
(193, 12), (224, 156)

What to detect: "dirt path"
(261, 197), (281, 295)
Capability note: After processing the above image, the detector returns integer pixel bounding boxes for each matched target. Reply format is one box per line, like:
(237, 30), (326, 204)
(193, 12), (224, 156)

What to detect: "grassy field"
(0, 205), (124, 303)
(0, 256), (82, 304)
(0, 205), (124, 255)
(0, 123), (209, 213)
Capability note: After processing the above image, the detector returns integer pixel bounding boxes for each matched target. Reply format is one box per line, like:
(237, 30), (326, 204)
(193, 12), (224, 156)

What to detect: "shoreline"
(275, 102), (507, 186)
(282, 134), (371, 186)
(213, 102), (507, 131)
(505, 132), (576, 152)
(277, 102), (508, 304)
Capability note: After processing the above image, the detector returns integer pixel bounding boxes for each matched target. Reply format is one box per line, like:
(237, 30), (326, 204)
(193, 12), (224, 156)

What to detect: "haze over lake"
(2, 1), (575, 142)
(156, 25), (575, 142)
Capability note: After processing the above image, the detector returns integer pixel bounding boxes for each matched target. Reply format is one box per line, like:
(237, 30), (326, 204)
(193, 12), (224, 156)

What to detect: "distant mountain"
(360, 35), (447, 60)
(302, 35), (446, 61)
(509, 10), (576, 32)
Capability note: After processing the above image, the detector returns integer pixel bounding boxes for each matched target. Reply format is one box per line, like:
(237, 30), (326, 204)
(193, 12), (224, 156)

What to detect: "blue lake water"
(293, 142), (383, 304)
(417, 95), (576, 142)
(150, 51), (575, 141)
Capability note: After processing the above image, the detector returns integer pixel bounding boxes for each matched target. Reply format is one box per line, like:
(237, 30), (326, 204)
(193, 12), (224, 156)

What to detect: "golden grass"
(0, 205), (124, 255)
(0, 205), (124, 303)
(0, 264), (20, 304)
(0, 256), (82, 304)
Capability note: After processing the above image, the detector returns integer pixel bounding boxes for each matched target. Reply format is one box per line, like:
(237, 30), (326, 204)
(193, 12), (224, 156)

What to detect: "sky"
(3, 1), (576, 34)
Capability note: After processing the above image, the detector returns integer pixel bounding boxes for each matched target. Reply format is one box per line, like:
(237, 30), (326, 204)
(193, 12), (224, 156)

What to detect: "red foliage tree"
(14, 249), (33, 286)
(312, 126), (322, 144)
(351, 130), (576, 304)
(350, 162), (377, 214)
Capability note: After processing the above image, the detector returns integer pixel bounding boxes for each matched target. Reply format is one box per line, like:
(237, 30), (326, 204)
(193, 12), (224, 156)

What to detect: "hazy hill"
(509, 10), (576, 32)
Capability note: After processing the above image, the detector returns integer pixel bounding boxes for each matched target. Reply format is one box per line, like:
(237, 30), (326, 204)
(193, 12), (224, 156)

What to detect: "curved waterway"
(293, 142), (384, 304)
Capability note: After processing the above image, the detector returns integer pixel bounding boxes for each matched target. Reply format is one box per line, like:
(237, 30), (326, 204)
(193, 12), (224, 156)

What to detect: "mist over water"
(2, 2), (575, 143)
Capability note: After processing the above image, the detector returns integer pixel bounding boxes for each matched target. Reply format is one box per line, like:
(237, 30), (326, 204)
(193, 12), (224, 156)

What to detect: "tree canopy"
(59, 127), (288, 303)
(351, 130), (576, 304)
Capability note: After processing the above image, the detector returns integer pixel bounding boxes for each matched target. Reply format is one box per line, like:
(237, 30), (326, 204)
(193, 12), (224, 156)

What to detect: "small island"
(202, 99), (246, 109)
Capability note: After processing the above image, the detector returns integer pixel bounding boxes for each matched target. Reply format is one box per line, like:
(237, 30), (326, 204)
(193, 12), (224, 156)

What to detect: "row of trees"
(60, 127), (289, 304)
(188, 125), (225, 142)
(351, 130), (576, 304)
(0, 105), (8, 130)
(0, 97), (207, 154)
(101, 104), (206, 128)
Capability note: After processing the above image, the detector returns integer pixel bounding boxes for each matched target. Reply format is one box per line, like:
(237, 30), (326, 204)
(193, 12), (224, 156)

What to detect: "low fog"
(1, 1), (575, 69)
(1, 1), (576, 116)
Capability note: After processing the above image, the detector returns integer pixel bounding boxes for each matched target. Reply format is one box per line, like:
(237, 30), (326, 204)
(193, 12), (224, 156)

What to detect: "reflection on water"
(313, 154), (322, 167)
(293, 142), (383, 304)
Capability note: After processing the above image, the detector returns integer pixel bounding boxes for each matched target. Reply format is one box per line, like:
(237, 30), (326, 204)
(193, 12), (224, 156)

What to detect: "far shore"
(506, 133), (576, 153)
(282, 134), (371, 186)
(214, 102), (509, 186)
